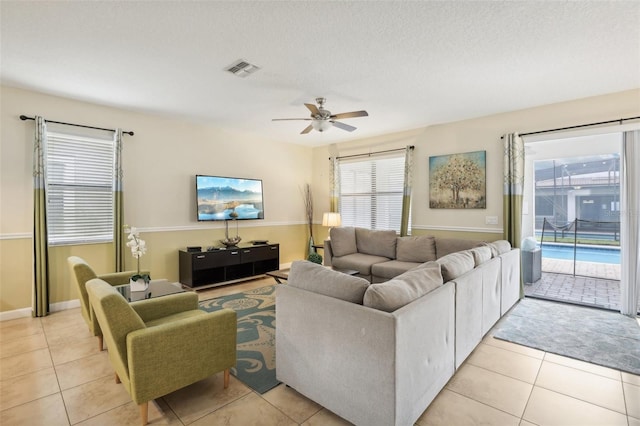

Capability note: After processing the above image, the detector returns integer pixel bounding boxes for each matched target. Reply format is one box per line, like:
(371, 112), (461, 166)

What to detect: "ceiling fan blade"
(330, 121), (357, 132)
(272, 118), (312, 121)
(330, 110), (369, 120)
(300, 124), (314, 134)
(305, 103), (320, 116)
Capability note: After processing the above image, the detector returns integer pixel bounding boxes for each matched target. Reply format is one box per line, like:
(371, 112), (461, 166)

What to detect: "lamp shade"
(311, 120), (333, 132)
(322, 212), (341, 227)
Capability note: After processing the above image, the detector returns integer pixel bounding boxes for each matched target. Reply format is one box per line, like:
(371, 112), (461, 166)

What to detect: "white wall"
(312, 89), (640, 239)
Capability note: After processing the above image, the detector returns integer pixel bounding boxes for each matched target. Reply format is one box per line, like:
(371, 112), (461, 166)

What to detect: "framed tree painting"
(429, 150), (486, 209)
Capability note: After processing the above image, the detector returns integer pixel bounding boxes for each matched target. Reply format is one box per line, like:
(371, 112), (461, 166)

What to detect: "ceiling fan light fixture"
(311, 120), (332, 132)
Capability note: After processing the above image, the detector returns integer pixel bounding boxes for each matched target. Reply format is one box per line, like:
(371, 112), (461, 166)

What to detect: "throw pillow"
(396, 236), (437, 263)
(330, 227), (358, 257)
(436, 251), (475, 282)
(482, 240), (512, 257)
(435, 238), (484, 258)
(288, 260), (370, 304)
(363, 261), (443, 312)
(355, 227), (397, 259)
(468, 246), (492, 266)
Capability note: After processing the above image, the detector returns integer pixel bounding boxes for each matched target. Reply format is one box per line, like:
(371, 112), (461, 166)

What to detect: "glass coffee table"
(115, 279), (186, 302)
(266, 267), (359, 284)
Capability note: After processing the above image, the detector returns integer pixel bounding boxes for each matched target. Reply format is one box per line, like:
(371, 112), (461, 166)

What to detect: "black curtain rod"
(508, 116), (640, 138)
(330, 145), (414, 161)
(20, 115), (134, 136)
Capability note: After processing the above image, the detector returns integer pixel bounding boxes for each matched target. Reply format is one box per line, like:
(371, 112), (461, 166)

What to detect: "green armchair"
(68, 256), (148, 351)
(86, 278), (237, 425)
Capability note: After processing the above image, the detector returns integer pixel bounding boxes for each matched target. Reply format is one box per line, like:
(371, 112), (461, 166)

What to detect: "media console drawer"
(191, 250), (240, 270)
(240, 245), (279, 262)
(179, 243), (279, 289)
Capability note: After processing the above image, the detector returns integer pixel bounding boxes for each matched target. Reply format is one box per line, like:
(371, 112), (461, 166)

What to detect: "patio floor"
(524, 258), (621, 311)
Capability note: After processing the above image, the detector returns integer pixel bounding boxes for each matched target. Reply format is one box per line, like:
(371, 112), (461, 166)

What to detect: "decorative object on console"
(429, 150), (486, 209)
(125, 225), (150, 291)
(322, 212), (341, 239)
(221, 216), (242, 247)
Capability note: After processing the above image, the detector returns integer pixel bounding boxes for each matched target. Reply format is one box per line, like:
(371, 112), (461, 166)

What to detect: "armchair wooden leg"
(139, 402), (148, 425)
(224, 368), (230, 389)
(115, 373), (120, 384)
(98, 335), (104, 351)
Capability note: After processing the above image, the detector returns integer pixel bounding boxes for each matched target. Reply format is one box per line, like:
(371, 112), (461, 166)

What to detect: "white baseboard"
(51, 299), (81, 312)
(0, 299), (80, 322)
(0, 307), (32, 321)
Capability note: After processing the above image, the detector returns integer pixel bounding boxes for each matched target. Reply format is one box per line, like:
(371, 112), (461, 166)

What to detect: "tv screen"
(196, 175), (264, 221)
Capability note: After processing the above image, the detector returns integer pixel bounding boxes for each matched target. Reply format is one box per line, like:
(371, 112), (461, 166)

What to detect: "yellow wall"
(2, 85), (639, 315)
(0, 85), (312, 314)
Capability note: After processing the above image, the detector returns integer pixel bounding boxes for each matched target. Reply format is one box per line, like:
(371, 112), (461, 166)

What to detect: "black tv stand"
(179, 243), (279, 289)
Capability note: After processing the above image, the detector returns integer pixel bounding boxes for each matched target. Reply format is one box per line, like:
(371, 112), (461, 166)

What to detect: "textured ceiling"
(2, 1), (639, 146)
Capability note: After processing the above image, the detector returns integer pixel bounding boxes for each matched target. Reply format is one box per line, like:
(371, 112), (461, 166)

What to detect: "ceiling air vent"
(225, 59), (260, 77)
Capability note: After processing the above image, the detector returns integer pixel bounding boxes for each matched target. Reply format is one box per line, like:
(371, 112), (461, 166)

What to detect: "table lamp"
(322, 212), (341, 239)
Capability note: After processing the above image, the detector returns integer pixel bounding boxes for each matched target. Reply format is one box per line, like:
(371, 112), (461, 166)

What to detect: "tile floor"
(1, 277), (639, 426)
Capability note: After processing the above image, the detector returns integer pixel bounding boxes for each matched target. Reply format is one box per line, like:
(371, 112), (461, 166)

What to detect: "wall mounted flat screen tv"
(196, 175), (264, 221)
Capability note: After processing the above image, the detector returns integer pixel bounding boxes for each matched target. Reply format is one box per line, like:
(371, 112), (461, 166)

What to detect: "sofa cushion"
(436, 251), (475, 281)
(329, 227), (358, 257)
(363, 261), (443, 312)
(396, 236), (437, 263)
(435, 238), (484, 259)
(468, 246), (492, 266)
(371, 260), (422, 280)
(288, 261), (370, 304)
(355, 228), (397, 259)
(482, 240), (512, 257)
(332, 253), (391, 276)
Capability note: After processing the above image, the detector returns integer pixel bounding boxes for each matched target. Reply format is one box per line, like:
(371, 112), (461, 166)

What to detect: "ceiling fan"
(272, 97), (368, 134)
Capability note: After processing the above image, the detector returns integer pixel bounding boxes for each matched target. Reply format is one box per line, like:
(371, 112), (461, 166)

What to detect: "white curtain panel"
(620, 130), (640, 316)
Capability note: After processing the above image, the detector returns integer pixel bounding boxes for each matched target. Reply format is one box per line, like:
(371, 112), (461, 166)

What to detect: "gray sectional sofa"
(276, 229), (520, 426)
(324, 226), (491, 282)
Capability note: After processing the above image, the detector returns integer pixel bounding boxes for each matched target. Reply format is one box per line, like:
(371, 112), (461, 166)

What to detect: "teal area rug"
(494, 298), (640, 375)
(199, 285), (279, 393)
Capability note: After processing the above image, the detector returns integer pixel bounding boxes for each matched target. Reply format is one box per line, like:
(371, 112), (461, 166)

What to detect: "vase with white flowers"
(125, 225), (150, 291)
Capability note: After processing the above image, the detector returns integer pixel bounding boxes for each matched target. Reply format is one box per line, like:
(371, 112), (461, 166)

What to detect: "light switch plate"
(485, 216), (498, 225)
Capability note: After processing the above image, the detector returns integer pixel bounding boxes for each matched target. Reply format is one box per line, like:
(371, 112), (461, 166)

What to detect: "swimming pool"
(540, 243), (620, 264)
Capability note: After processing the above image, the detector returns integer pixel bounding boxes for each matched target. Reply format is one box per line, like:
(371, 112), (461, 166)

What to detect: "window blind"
(46, 129), (115, 245)
(338, 152), (409, 233)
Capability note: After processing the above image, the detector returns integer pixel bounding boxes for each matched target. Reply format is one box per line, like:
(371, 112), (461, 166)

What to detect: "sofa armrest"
(393, 282), (455, 425)
(130, 292), (199, 322)
(323, 239), (333, 266)
(126, 308), (237, 404)
(277, 283), (455, 426)
(98, 270), (150, 286)
(500, 248), (521, 315)
(277, 285), (395, 424)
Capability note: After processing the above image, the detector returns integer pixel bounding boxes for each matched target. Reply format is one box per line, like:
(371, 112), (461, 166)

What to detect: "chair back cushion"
(86, 279), (145, 380)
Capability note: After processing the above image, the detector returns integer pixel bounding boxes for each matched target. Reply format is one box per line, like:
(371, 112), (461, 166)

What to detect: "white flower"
(125, 226), (147, 259)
